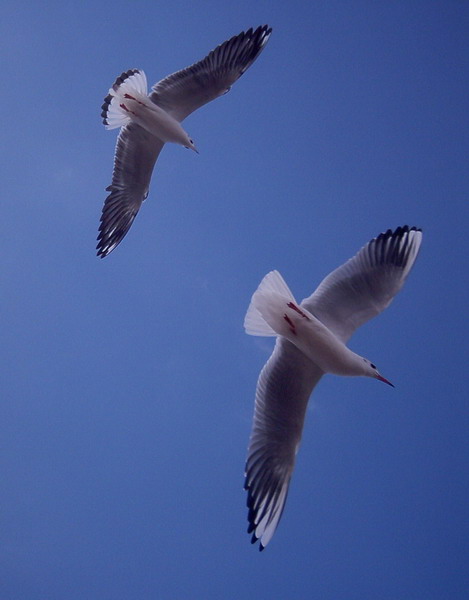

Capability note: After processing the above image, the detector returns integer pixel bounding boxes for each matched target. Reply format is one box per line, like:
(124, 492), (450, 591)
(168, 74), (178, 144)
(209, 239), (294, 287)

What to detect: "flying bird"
(243, 226), (422, 550)
(97, 25), (272, 257)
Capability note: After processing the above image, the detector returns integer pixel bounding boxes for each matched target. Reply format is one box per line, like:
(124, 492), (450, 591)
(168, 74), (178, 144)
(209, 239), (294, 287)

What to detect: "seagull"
(243, 225), (423, 550)
(97, 25), (272, 258)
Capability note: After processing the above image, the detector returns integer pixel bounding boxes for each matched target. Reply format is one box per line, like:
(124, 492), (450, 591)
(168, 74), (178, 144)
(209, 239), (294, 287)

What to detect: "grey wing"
(301, 226), (423, 342)
(149, 25), (272, 122)
(245, 337), (323, 550)
(97, 123), (164, 258)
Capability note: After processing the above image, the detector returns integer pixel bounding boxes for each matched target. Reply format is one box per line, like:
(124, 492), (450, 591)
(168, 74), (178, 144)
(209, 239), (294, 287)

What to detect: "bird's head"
(184, 136), (199, 154)
(362, 358), (394, 387)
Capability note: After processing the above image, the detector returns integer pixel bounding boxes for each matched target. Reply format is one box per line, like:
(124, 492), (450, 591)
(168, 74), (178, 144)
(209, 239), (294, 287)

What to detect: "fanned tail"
(101, 69), (148, 130)
(244, 270), (297, 337)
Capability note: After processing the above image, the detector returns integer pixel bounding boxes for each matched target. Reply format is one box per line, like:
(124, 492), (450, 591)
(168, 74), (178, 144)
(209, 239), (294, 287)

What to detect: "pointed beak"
(193, 146), (199, 154)
(376, 373), (395, 388)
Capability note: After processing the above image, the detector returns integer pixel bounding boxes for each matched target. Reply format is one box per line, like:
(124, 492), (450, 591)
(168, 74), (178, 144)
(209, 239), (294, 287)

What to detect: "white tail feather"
(104, 104), (131, 130)
(113, 70), (148, 97)
(102, 69), (148, 130)
(244, 271), (297, 337)
(255, 270), (296, 300)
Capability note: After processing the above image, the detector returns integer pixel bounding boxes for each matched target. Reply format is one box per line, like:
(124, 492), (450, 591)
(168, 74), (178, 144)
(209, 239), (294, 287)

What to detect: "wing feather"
(150, 25), (272, 122)
(97, 123), (164, 257)
(245, 338), (323, 550)
(301, 226), (422, 342)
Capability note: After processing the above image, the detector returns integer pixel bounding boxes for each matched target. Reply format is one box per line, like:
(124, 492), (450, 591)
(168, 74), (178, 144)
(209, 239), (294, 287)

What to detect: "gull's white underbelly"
(124, 96), (189, 145)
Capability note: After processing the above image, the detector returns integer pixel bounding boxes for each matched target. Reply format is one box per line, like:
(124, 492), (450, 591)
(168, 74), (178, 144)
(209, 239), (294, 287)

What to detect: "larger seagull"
(97, 25), (272, 258)
(243, 226), (422, 550)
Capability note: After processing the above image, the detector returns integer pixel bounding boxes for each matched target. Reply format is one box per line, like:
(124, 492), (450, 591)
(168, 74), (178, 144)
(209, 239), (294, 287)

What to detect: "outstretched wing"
(245, 337), (323, 550)
(302, 226), (423, 342)
(97, 123), (164, 258)
(150, 25), (272, 122)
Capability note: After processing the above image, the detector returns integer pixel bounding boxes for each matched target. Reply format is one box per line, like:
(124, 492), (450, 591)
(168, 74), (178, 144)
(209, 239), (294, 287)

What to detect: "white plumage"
(244, 226), (422, 550)
(97, 25), (272, 258)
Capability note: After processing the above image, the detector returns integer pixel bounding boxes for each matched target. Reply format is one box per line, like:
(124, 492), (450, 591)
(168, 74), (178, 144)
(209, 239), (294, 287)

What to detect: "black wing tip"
(253, 24), (273, 35)
(259, 24), (273, 39)
(96, 238), (112, 258)
(248, 532), (265, 552)
(369, 225), (422, 269)
(96, 195), (137, 259)
(374, 225), (422, 245)
(209, 24), (272, 75)
(377, 225), (422, 239)
(246, 485), (259, 540)
(96, 228), (123, 259)
(245, 483), (270, 550)
(241, 23), (273, 51)
(96, 235), (114, 258)
(237, 24), (272, 36)
(96, 234), (124, 258)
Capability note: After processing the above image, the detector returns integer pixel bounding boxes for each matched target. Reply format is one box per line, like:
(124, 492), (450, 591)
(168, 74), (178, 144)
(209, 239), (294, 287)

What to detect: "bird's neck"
(287, 316), (367, 377)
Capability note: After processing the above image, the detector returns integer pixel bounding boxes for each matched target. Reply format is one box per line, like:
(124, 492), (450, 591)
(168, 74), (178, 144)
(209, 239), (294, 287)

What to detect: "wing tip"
(248, 530), (266, 551)
(245, 461), (291, 551)
(371, 225), (423, 271)
(96, 235), (118, 258)
(258, 24), (273, 44)
(376, 224), (422, 239)
(96, 226), (129, 259)
(210, 24), (273, 78)
(96, 189), (139, 258)
(96, 243), (113, 259)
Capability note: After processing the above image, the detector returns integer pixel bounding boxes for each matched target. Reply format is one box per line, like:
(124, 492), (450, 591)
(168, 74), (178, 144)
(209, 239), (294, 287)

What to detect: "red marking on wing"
(287, 302), (311, 320)
(283, 313), (296, 335)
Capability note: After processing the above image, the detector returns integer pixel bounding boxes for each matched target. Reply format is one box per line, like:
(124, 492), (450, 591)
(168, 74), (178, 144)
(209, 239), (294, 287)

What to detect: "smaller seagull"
(243, 226), (423, 550)
(97, 25), (272, 258)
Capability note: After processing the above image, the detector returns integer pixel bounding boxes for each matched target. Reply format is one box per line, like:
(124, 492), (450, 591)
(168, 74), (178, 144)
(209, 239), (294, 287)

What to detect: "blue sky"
(1, 1), (468, 598)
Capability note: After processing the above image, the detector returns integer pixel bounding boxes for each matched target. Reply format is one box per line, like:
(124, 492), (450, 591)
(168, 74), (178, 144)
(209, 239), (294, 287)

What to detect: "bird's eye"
(371, 363), (376, 369)
(189, 139), (193, 144)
